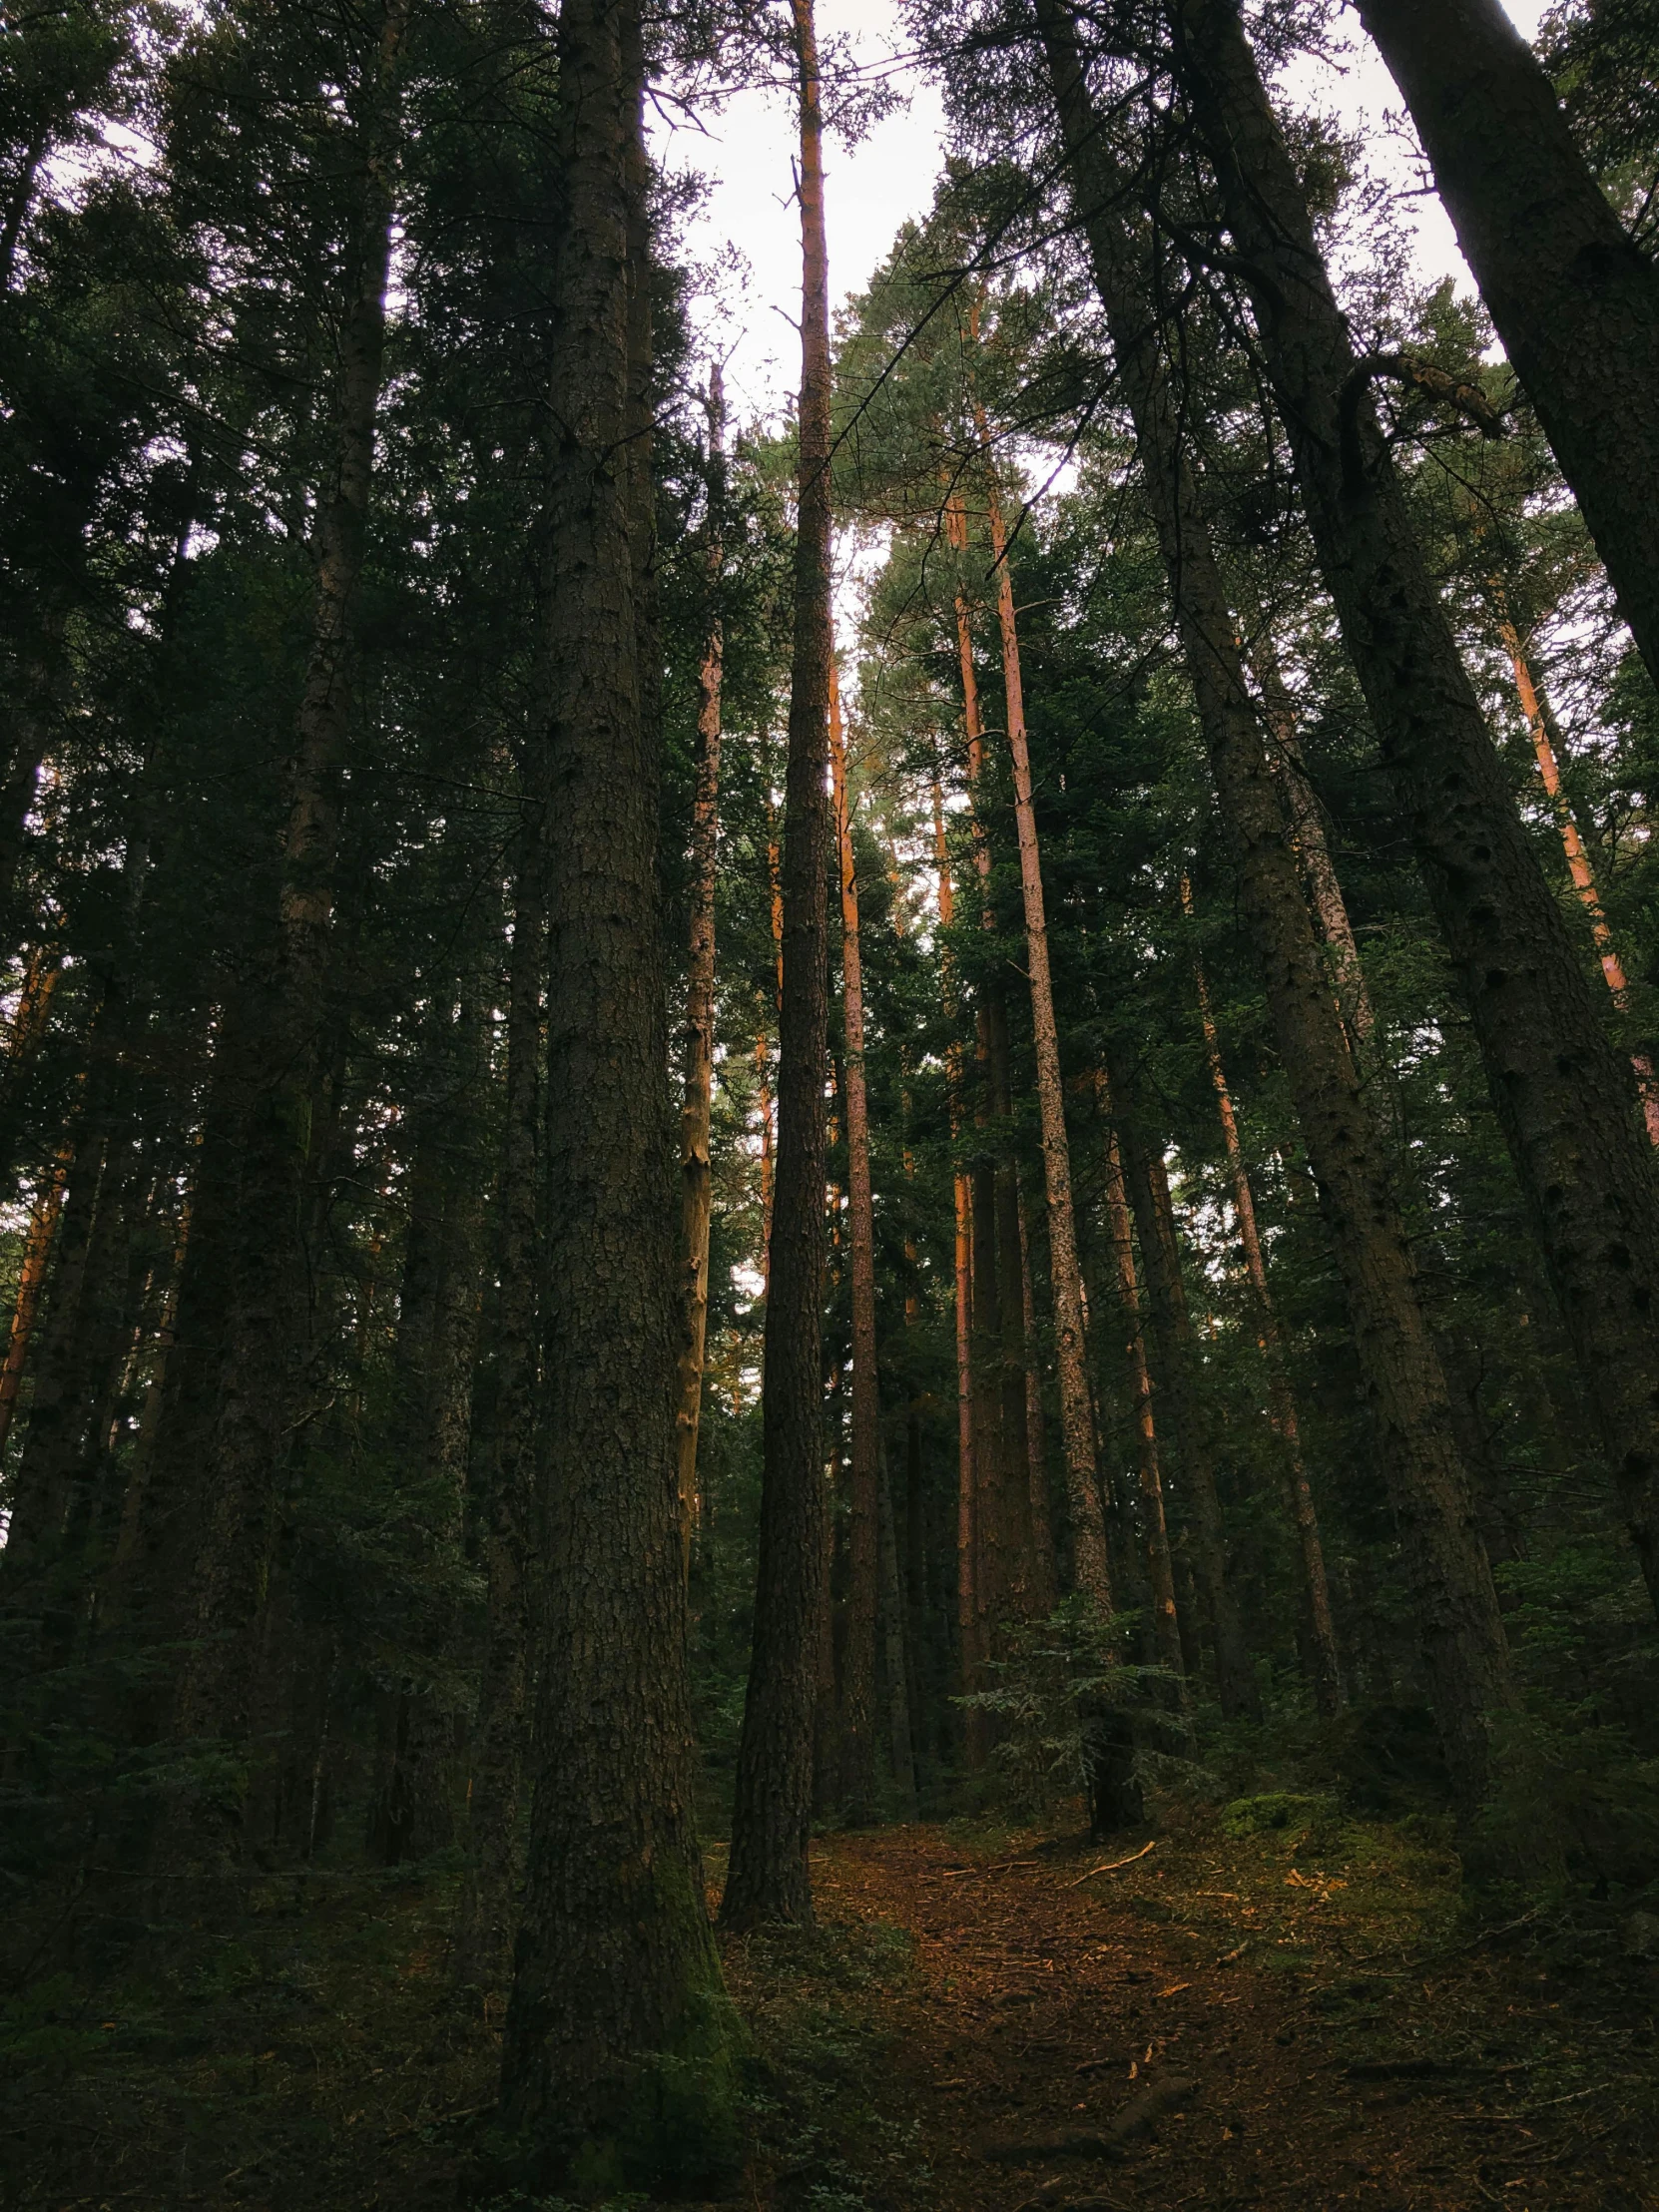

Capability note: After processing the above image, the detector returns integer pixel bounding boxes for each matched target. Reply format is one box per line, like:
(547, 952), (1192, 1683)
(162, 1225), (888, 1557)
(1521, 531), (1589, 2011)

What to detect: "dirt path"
(800, 1821), (1659, 2212)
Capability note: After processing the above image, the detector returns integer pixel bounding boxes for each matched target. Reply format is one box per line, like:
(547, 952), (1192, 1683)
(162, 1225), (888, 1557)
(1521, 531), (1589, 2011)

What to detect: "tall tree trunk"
(720, 0), (834, 1936)
(675, 364), (727, 1566)
(1183, 887), (1343, 1713)
(830, 663), (881, 1820)
(1171, 0), (1659, 1623)
(1348, 0), (1659, 694)
(1095, 1087), (1186, 1688)
(456, 848), (542, 1986)
(499, 1), (737, 2183)
(0, 1149), (66, 1460)
(161, 0), (411, 1829)
(1015, 1186), (1058, 1612)
(1110, 1071), (1256, 1717)
(976, 439), (1113, 1611)
(876, 1439), (918, 1812)
(931, 767), (980, 1747)
(1486, 578), (1659, 1144)
(1037, 0), (1516, 1819)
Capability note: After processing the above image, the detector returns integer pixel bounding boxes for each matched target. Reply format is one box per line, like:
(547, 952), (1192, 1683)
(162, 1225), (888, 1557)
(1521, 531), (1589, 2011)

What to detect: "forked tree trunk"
(1171, 0), (1659, 1626)
(1037, 0), (1517, 1821)
(499, 1), (736, 2182)
(720, 0), (834, 1936)
(830, 662), (880, 1820)
(675, 364), (727, 1566)
(1348, 0), (1659, 695)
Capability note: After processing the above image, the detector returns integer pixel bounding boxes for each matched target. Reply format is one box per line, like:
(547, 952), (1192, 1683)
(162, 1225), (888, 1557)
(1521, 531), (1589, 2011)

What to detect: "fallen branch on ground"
(981, 2073), (1199, 2163)
(1066, 1841), (1156, 1888)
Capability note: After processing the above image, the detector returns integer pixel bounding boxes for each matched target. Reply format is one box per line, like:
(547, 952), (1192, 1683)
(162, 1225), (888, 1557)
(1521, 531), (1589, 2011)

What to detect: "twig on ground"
(1067, 1842), (1156, 1889)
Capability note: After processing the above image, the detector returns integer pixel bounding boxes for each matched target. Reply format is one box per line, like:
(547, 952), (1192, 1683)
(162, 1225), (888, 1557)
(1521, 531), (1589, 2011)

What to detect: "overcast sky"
(653, 0), (1553, 432)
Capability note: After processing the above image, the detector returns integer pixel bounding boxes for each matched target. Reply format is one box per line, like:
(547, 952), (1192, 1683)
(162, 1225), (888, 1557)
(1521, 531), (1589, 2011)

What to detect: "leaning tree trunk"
(830, 663), (881, 1822)
(160, 0), (411, 1851)
(674, 363), (727, 1566)
(720, 0), (834, 1936)
(498, 0), (737, 2185)
(1171, 0), (1659, 1625)
(1348, 0), (1659, 697)
(1036, 0), (1518, 1823)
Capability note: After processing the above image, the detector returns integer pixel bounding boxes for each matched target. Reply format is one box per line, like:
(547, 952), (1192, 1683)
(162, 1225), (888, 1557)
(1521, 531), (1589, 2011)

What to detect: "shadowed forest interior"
(5, 0), (1659, 2205)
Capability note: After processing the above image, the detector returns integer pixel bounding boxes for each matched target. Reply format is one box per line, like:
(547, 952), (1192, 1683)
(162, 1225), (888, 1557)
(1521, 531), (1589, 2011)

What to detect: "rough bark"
(498, 1), (737, 2185)
(1037, 0), (1515, 1816)
(720, 0), (833, 1936)
(1014, 1186), (1059, 1612)
(675, 364), (726, 1566)
(1349, 0), (1659, 694)
(1172, 0), (1659, 1624)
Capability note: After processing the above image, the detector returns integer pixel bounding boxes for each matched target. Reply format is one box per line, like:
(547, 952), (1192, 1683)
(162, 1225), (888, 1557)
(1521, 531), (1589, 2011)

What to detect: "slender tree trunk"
(877, 1439), (918, 1812)
(720, 0), (834, 1936)
(1183, 888), (1343, 1712)
(1095, 1089), (1186, 1687)
(1486, 579), (1659, 1144)
(978, 442), (1112, 1610)
(830, 663), (881, 1820)
(1171, 0), (1659, 1623)
(499, 1), (737, 2180)
(456, 842), (542, 1987)
(1037, 0), (1515, 1818)
(1347, 0), (1659, 694)
(1014, 1186), (1058, 1611)
(1110, 1074), (1256, 1717)
(675, 366), (727, 1566)
(162, 0), (411, 1824)
(0, 1149), (66, 1460)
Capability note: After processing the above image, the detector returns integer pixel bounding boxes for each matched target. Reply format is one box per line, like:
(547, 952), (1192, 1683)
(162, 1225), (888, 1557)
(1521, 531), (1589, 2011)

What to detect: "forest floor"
(4, 1808), (1658, 2212)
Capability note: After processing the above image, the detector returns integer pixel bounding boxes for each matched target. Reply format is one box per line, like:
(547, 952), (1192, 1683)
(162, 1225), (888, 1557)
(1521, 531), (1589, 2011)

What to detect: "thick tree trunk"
(1172, 0), (1659, 1623)
(162, 0), (410, 1827)
(498, 1), (736, 2185)
(979, 446), (1113, 1611)
(1037, 0), (1516, 1818)
(675, 365), (727, 1566)
(1111, 1080), (1256, 1718)
(1348, 0), (1659, 694)
(720, 0), (833, 1936)
(830, 662), (881, 1820)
